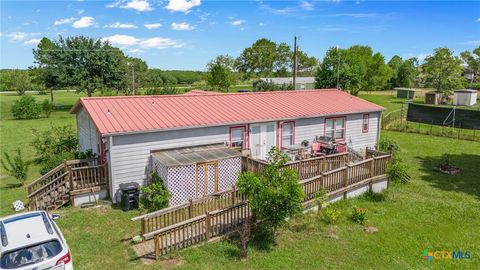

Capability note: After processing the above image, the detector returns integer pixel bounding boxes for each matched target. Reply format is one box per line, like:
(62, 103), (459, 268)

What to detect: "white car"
(0, 211), (73, 270)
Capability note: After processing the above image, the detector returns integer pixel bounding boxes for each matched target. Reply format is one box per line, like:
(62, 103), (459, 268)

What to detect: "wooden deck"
(131, 154), (392, 260)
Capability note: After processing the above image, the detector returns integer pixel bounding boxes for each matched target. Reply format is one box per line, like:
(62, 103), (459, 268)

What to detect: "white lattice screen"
(151, 156), (242, 206)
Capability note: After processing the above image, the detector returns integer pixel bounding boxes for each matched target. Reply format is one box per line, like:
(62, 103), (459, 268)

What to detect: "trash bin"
(119, 182), (140, 211)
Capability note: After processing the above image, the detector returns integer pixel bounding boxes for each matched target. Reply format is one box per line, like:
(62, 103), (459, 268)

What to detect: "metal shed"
(151, 145), (242, 205)
(395, 88), (416, 99)
(425, 91), (441, 105)
(453, 89), (477, 106)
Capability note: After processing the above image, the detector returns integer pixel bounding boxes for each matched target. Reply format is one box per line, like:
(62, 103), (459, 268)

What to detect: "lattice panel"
(151, 157), (242, 206)
(218, 157), (241, 190)
(166, 165), (197, 205)
(152, 158), (169, 188)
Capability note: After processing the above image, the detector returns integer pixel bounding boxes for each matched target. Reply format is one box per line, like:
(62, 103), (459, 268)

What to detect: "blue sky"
(1, 0), (479, 70)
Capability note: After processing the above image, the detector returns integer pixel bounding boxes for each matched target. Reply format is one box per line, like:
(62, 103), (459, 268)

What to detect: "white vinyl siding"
(102, 112), (381, 202)
(76, 108), (99, 155)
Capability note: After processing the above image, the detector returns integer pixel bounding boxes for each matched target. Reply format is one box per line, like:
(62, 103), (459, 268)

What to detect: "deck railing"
(136, 153), (391, 258)
(27, 159), (107, 211)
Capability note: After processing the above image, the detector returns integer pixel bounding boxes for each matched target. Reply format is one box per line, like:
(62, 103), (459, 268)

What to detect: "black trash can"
(119, 182), (140, 211)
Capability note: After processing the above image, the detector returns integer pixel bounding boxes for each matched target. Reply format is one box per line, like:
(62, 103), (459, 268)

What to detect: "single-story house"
(71, 89), (384, 203)
(259, 77), (315, 90)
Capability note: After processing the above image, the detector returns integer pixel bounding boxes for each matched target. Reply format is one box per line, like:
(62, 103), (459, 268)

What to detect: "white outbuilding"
(453, 89), (477, 106)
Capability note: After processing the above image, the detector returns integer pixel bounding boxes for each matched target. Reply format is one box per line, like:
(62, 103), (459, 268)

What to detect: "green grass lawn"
(1, 91), (479, 269)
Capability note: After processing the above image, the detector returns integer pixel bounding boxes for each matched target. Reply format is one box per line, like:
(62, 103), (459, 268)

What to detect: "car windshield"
(0, 240), (62, 269)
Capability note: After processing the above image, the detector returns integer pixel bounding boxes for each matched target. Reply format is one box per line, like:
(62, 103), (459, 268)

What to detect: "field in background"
(0, 90), (479, 269)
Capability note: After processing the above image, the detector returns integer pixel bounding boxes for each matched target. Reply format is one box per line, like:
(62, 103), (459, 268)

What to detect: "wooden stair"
(27, 159), (108, 211)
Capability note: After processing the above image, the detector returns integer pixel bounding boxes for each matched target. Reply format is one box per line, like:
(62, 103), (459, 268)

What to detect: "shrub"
(386, 159), (411, 183)
(315, 187), (328, 213)
(237, 148), (303, 238)
(378, 137), (399, 153)
(39, 152), (76, 175)
(323, 207), (341, 224)
(352, 207), (368, 225)
(11, 95), (41, 119)
(41, 99), (54, 118)
(140, 172), (171, 212)
(1, 149), (29, 185)
(75, 149), (98, 160)
(31, 124), (78, 173)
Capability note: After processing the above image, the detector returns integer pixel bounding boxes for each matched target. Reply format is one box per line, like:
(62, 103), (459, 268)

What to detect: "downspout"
(376, 112), (382, 149)
(107, 136), (114, 202)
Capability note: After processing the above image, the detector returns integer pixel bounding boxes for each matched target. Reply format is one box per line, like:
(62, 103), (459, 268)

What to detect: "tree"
(1, 149), (29, 185)
(0, 70), (33, 95)
(296, 50), (318, 76)
(11, 95), (41, 119)
(387, 55), (404, 88)
(235, 38), (278, 77)
(125, 57), (148, 95)
(397, 58), (419, 88)
(237, 148), (303, 240)
(315, 45), (392, 95)
(33, 36), (128, 97)
(33, 37), (62, 102)
(461, 46), (480, 83)
(422, 47), (463, 95)
(207, 62), (233, 92)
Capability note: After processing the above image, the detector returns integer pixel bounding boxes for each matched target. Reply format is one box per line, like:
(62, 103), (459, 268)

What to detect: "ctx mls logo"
(422, 249), (471, 265)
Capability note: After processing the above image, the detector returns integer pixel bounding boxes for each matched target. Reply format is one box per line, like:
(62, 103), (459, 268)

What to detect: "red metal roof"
(71, 89), (384, 136)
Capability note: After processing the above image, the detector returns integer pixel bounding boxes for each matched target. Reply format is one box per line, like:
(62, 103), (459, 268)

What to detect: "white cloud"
(144, 23), (162, 29)
(166, 0), (201, 13)
(139, 37), (185, 48)
(72, 16), (95, 28)
(104, 22), (137, 29)
(24, 38), (41, 45)
(259, 22), (265, 27)
(101, 34), (184, 50)
(54, 17), (75, 26)
(108, 0), (153, 12)
(102, 34), (139, 47)
(230, 20), (245, 26)
(327, 13), (377, 18)
(171, 22), (194, 31)
(8, 32), (28, 41)
(462, 40), (480, 46)
(477, 18), (480, 22)
(77, 9), (85, 15)
(300, 1), (314, 10)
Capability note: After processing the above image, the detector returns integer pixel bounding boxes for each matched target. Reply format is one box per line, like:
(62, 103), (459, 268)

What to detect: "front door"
(250, 122), (277, 160)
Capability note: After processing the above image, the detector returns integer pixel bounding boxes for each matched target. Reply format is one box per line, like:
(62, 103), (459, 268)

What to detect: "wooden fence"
(27, 159), (108, 211)
(134, 152), (349, 238)
(147, 202), (250, 257)
(241, 152), (348, 180)
(138, 154), (391, 258)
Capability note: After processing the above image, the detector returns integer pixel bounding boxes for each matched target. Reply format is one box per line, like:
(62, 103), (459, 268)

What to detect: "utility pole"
(336, 45), (340, 90)
(293, 36), (297, 90)
(128, 62), (136, 95)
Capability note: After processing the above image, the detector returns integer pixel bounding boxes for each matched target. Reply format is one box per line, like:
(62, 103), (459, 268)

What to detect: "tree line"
(1, 35), (478, 96)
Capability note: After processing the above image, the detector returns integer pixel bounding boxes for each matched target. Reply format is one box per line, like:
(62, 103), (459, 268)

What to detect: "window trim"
(362, 114), (369, 133)
(229, 125), (247, 150)
(279, 121), (295, 148)
(324, 116), (346, 141)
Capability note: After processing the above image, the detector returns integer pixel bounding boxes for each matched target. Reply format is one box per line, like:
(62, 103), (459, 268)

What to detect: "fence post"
(232, 185), (236, 205)
(188, 199), (193, 219)
(141, 218), (146, 237)
(154, 235), (160, 259)
(343, 165), (349, 199)
(205, 212), (211, 241)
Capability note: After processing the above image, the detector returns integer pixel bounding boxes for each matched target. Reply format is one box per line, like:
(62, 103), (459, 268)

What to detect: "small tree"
(31, 124), (78, 171)
(1, 149), (29, 185)
(207, 62), (232, 92)
(140, 171), (171, 212)
(41, 99), (54, 118)
(237, 148), (303, 240)
(422, 47), (463, 96)
(11, 95), (41, 120)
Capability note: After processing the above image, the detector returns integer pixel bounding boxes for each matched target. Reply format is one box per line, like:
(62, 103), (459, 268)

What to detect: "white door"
(250, 122), (277, 160)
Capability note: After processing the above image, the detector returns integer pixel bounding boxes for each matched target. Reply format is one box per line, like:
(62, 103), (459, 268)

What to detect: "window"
(281, 122), (294, 148)
(1, 240), (63, 269)
(325, 117), (345, 140)
(230, 126), (246, 149)
(362, 114), (369, 133)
